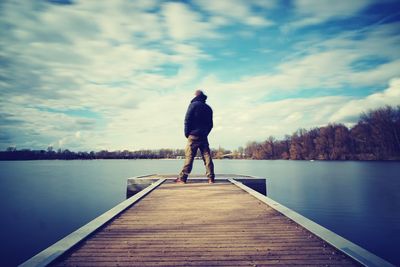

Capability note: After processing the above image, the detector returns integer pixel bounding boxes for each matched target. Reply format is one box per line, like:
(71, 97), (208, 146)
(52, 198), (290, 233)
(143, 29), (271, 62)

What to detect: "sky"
(0, 0), (400, 151)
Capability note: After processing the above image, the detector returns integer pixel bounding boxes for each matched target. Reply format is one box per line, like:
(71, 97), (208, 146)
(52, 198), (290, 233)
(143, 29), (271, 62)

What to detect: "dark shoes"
(174, 178), (214, 184)
(173, 178), (186, 184)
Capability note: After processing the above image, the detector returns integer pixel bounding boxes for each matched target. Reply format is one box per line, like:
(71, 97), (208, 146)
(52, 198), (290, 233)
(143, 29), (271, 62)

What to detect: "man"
(175, 90), (215, 184)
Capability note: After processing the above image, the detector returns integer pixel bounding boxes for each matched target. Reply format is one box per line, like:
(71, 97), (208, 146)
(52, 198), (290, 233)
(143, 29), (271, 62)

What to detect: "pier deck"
(50, 179), (359, 266)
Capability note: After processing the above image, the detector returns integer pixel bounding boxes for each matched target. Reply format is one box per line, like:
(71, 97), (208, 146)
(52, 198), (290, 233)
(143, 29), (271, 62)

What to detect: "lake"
(0, 160), (399, 266)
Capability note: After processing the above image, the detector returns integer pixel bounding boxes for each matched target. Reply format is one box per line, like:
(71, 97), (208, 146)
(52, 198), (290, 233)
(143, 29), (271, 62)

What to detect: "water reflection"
(0, 160), (399, 266)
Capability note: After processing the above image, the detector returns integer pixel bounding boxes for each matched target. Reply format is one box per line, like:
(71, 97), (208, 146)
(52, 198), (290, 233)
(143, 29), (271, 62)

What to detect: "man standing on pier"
(175, 90), (215, 184)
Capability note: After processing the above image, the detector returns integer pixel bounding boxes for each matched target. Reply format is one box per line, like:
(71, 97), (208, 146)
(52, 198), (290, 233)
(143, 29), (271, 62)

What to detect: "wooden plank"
(19, 179), (166, 267)
(51, 181), (362, 267)
(229, 179), (395, 267)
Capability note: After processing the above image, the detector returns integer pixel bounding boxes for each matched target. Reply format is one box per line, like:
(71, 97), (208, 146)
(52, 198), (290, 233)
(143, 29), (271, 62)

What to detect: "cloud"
(162, 2), (220, 41)
(331, 77), (400, 122)
(193, 0), (275, 27)
(0, 0), (214, 148)
(287, 0), (373, 29)
(1, 0), (400, 150)
(197, 50), (398, 99)
(212, 21), (400, 95)
(197, 78), (399, 148)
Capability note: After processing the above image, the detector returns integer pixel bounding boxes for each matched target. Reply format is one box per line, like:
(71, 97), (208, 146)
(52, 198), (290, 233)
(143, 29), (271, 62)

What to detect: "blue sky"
(0, 0), (400, 151)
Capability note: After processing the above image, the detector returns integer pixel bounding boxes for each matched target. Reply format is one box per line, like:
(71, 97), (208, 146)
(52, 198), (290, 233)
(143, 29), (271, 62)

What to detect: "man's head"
(195, 89), (204, 96)
(192, 89), (207, 103)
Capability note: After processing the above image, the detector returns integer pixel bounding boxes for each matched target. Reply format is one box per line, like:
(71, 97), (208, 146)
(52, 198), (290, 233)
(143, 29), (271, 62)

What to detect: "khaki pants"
(179, 135), (215, 181)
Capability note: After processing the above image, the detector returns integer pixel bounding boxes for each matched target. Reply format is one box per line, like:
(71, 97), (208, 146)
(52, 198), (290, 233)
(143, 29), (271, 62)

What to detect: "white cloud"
(331, 77), (400, 122)
(206, 94), (348, 147)
(251, 0), (278, 9)
(0, 0), (214, 149)
(162, 2), (219, 41)
(197, 78), (399, 148)
(193, 0), (274, 27)
(1, 0), (399, 151)
(196, 48), (392, 98)
(212, 22), (400, 94)
(289, 0), (372, 29)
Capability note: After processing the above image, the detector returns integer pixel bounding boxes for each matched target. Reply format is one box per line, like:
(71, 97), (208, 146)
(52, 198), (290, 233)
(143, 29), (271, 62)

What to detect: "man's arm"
(184, 103), (195, 138)
(206, 107), (213, 135)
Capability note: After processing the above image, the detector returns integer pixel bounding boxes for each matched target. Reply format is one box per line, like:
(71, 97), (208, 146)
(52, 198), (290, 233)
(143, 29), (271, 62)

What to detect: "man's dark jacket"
(184, 94), (213, 138)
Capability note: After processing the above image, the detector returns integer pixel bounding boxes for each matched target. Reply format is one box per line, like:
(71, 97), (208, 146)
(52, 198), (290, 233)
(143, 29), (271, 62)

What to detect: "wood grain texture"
(51, 180), (360, 267)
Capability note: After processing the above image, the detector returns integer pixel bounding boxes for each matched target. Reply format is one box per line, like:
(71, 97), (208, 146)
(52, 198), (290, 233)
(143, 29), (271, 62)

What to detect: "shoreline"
(1, 158), (400, 162)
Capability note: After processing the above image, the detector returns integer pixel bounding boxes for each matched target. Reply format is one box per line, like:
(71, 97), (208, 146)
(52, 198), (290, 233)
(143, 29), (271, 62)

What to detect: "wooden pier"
(20, 175), (394, 267)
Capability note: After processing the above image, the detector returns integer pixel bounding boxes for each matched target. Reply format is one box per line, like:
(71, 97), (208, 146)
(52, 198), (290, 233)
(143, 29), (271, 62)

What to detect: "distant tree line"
(0, 148), (187, 160)
(0, 146), (236, 160)
(243, 106), (400, 160)
(1, 106), (399, 161)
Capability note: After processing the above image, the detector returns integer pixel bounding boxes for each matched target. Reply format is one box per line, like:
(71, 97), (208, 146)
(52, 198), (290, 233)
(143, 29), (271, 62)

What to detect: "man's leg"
(200, 139), (215, 182)
(179, 136), (198, 182)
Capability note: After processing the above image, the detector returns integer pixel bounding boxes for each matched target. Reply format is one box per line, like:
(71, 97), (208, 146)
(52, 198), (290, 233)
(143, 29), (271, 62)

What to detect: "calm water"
(0, 160), (399, 266)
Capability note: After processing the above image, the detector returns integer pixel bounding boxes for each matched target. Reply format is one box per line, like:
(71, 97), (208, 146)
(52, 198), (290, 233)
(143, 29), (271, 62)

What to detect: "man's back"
(184, 93), (213, 138)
